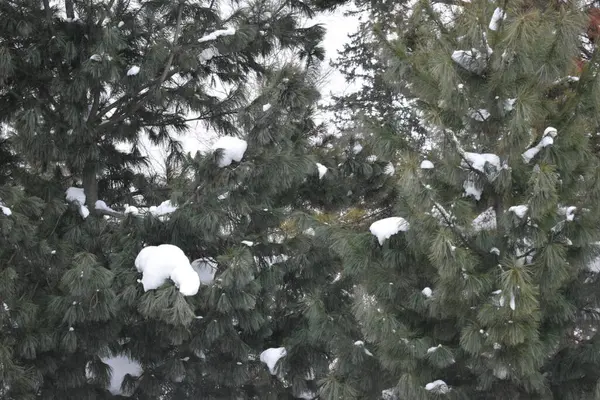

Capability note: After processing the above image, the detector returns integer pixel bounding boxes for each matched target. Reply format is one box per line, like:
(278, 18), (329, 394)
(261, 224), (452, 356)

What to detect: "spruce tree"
(327, 1), (600, 399)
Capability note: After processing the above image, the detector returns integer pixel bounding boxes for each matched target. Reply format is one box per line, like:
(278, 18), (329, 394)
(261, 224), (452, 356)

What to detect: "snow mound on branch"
(0, 201), (11, 216)
(384, 162), (395, 175)
(427, 345), (442, 353)
(262, 103), (271, 112)
(199, 47), (220, 63)
(425, 380), (449, 393)
(472, 207), (496, 232)
(65, 187), (89, 219)
(451, 49), (486, 74)
(316, 163), (328, 179)
(135, 245), (199, 296)
(489, 8), (506, 31)
(462, 153), (501, 173)
(124, 205), (139, 215)
(191, 258), (218, 285)
(421, 160), (434, 169)
(468, 109), (490, 121)
(95, 200), (117, 214)
(508, 205), (528, 218)
(260, 347), (287, 374)
(353, 143), (363, 154)
(149, 200), (177, 216)
(127, 66), (140, 76)
(463, 177), (482, 200)
(101, 355), (142, 395)
(241, 240), (254, 247)
(422, 287), (433, 297)
(558, 206), (577, 221)
(354, 340), (373, 356)
(370, 217), (409, 245)
(90, 54), (102, 62)
(212, 136), (247, 167)
(198, 27), (236, 43)
(522, 127), (557, 164)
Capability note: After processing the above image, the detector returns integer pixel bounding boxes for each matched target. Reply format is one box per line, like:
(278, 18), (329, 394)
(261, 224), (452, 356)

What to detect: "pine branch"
(157, 1), (184, 88)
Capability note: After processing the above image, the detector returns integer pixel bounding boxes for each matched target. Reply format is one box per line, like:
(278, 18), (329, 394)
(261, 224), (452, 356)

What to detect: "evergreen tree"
(0, 0), (351, 399)
(326, 1), (600, 399)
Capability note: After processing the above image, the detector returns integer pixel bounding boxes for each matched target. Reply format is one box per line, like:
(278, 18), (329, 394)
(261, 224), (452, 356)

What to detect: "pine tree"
(0, 0), (347, 399)
(326, 1), (600, 399)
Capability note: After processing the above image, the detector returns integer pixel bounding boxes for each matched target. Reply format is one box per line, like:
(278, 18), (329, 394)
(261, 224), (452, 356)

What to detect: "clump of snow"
(427, 344), (442, 354)
(508, 205), (528, 219)
(489, 8), (506, 31)
(241, 240), (254, 247)
(421, 160), (434, 169)
(199, 46), (220, 63)
(370, 217), (410, 245)
(135, 245), (199, 296)
(384, 162), (395, 175)
(468, 109), (491, 121)
(463, 177), (482, 200)
(425, 380), (450, 394)
(451, 49), (486, 74)
(127, 66), (140, 76)
(149, 200), (177, 216)
(462, 152), (501, 173)
(260, 347), (287, 374)
(191, 258), (218, 285)
(212, 136), (248, 167)
(490, 247), (500, 255)
(522, 127), (557, 163)
(90, 54), (102, 62)
(65, 187), (90, 219)
(118, 21), (125, 28)
(316, 163), (328, 179)
(354, 340), (373, 356)
(352, 143), (363, 154)
(558, 206), (577, 221)
(504, 98), (516, 112)
(124, 205), (139, 215)
(0, 202), (11, 216)
(95, 200), (117, 214)
(509, 291), (516, 310)
(262, 103), (271, 112)
(366, 155), (378, 162)
(422, 287), (433, 298)
(197, 27), (236, 43)
(101, 355), (143, 395)
(472, 207), (496, 232)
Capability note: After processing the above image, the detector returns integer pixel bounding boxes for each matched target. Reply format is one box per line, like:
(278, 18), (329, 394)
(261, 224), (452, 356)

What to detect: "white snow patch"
(462, 153), (501, 173)
(427, 345), (442, 354)
(469, 109), (491, 121)
(149, 200), (177, 216)
(316, 163), (328, 179)
(95, 200), (117, 214)
(118, 21), (125, 28)
(370, 217), (410, 245)
(522, 127), (557, 163)
(262, 103), (271, 112)
(463, 177), (482, 200)
(509, 291), (516, 310)
(421, 160), (434, 169)
(366, 155), (378, 162)
(65, 187), (89, 219)
(127, 66), (140, 76)
(135, 245), (199, 296)
(101, 355), (142, 396)
(422, 287), (433, 298)
(260, 347), (287, 374)
(352, 143), (363, 154)
(472, 207), (496, 232)
(241, 240), (254, 247)
(198, 27), (236, 43)
(124, 205), (139, 215)
(490, 247), (500, 255)
(558, 206), (577, 221)
(425, 380), (449, 393)
(384, 162), (395, 175)
(0, 204), (11, 216)
(199, 47), (220, 63)
(191, 258), (218, 285)
(508, 205), (528, 219)
(90, 54), (102, 62)
(451, 49), (486, 74)
(212, 136), (248, 167)
(489, 8), (506, 31)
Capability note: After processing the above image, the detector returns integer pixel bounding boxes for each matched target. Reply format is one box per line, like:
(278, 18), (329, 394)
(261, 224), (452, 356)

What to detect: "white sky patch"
(260, 347), (287, 375)
(127, 66), (140, 76)
(135, 244), (200, 296)
(212, 136), (248, 167)
(197, 27), (236, 43)
(370, 217), (410, 245)
(316, 163), (328, 179)
(191, 258), (218, 285)
(101, 355), (142, 396)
